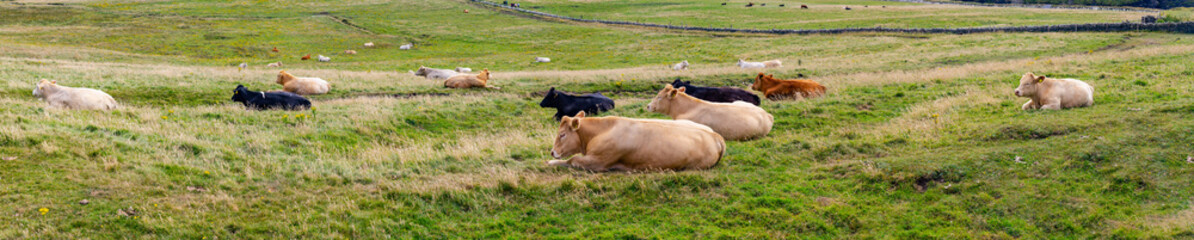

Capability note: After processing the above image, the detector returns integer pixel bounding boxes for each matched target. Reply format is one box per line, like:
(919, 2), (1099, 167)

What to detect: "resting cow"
(539, 87), (615, 120)
(672, 60), (689, 70)
(751, 73), (826, 100)
(670, 79), (761, 105)
(737, 59), (781, 68)
(231, 85), (311, 110)
(648, 85), (774, 140)
(276, 71), (330, 95)
(412, 66), (460, 80)
(444, 69), (498, 89)
(549, 111), (725, 172)
(1014, 72), (1094, 110)
(32, 79), (118, 110)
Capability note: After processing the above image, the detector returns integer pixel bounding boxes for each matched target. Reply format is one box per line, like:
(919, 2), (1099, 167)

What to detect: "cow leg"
(567, 155), (614, 172)
(1040, 97), (1063, 110)
(547, 160), (570, 167)
(607, 164), (632, 172)
(1021, 100), (1038, 110)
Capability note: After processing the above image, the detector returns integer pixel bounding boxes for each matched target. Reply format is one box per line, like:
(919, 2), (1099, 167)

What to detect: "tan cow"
(276, 71), (330, 95)
(549, 111), (725, 172)
(444, 69), (499, 89)
(1014, 72), (1094, 110)
(647, 85), (774, 140)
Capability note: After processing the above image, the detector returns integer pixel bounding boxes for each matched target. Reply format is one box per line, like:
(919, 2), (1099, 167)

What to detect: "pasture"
(1, 0), (1193, 238)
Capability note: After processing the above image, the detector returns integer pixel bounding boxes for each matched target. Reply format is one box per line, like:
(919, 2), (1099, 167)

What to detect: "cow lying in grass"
(1015, 72), (1094, 110)
(231, 85), (311, 110)
(738, 59), (781, 68)
(539, 87), (615, 120)
(751, 73), (826, 100)
(32, 79), (118, 110)
(672, 60), (689, 70)
(412, 66), (460, 80)
(549, 111), (725, 172)
(276, 71), (330, 95)
(444, 69), (498, 89)
(648, 85), (773, 140)
(670, 79), (760, 105)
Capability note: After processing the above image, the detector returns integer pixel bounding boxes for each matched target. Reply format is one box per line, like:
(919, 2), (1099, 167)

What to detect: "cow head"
(670, 78), (689, 88)
(539, 87), (561, 108)
(478, 69), (491, 81)
(32, 79), (55, 98)
(1014, 72), (1045, 98)
(751, 73), (769, 91)
(647, 85), (686, 113)
(231, 85), (252, 103)
(413, 66), (429, 77)
(277, 71), (296, 85)
(552, 111), (586, 159)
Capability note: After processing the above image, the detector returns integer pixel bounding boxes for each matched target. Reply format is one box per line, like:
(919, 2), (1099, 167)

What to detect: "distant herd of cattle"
(29, 54), (1094, 172)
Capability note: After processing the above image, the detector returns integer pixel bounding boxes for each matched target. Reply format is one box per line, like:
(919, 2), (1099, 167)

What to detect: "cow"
(444, 69), (498, 89)
(548, 111), (725, 172)
(751, 73), (827, 100)
(738, 59), (781, 68)
(648, 85), (774, 140)
(230, 85), (311, 111)
(411, 66), (460, 80)
(672, 60), (689, 70)
(1014, 72), (1094, 110)
(455, 67), (472, 73)
(801, 4), (809, 9)
(31, 79), (118, 110)
(317, 55), (330, 62)
(276, 71), (330, 95)
(539, 87), (615, 120)
(670, 79), (761, 105)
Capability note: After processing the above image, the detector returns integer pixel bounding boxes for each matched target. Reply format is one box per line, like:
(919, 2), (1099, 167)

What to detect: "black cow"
(539, 87), (615, 121)
(231, 85), (311, 111)
(670, 79), (761, 106)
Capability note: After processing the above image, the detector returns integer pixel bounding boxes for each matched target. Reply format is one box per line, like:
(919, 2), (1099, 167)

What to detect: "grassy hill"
(1, 0), (1192, 238)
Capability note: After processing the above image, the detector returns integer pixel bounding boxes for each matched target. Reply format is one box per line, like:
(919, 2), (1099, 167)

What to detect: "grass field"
(518, 0), (1151, 29)
(2, 0), (1193, 238)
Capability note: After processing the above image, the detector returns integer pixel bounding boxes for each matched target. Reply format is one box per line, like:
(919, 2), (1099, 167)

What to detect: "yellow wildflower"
(38, 208), (48, 215)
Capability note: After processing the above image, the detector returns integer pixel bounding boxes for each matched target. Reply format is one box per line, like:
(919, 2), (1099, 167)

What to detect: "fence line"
(471, 0), (1194, 35)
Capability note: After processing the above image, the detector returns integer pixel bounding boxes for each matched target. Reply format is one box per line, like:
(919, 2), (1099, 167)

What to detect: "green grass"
(518, 0), (1149, 29)
(1, 0), (1194, 238)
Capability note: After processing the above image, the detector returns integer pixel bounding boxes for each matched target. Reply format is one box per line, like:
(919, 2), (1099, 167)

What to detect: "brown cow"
(751, 73), (827, 100)
(647, 85), (773, 140)
(549, 111), (725, 172)
(444, 69), (499, 89)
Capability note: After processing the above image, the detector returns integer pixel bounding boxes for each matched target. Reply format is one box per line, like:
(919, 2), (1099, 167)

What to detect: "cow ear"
(669, 88), (681, 98)
(569, 114), (582, 130)
(50, 80), (56, 84)
(1035, 76), (1045, 83)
